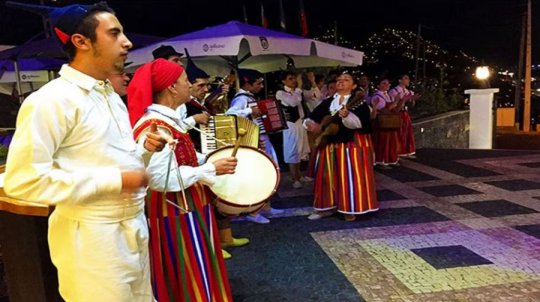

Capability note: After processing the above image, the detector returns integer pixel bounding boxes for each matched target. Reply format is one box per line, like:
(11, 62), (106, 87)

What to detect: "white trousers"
(48, 210), (155, 302)
(282, 119), (310, 164)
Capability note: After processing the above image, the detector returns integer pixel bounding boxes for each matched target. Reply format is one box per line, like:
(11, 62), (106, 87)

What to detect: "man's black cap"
(152, 45), (184, 60)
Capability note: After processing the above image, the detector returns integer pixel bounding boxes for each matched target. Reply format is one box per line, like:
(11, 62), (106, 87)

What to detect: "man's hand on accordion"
(250, 107), (263, 118)
(193, 112), (211, 125)
(212, 157), (238, 175)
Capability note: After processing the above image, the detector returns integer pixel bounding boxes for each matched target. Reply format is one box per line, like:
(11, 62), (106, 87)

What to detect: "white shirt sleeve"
(341, 111), (362, 129)
(276, 88), (303, 107)
(177, 105), (196, 130)
(303, 87), (321, 103)
(303, 87), (322, 112)
(181, 117), (196, 130)
(136, 142), (153, 167)
(196, 151), (207, 166)
(4, 96), (122, 205)
(226, 95), (252, 117)
(138, 129), (217, 191)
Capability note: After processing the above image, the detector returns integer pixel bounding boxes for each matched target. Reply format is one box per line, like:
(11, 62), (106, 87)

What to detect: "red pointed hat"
(127, 58), (184, 126)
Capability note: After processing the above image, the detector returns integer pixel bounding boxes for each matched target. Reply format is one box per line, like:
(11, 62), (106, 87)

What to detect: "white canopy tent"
(127, 21), (364, 75)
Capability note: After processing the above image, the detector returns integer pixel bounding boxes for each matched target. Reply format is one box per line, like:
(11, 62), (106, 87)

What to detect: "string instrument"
(314, 91), (366, 148)
(205, 70), (236, 114)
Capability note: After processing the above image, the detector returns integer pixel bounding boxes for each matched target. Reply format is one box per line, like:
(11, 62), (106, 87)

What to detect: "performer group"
(2, 2), (419, 301)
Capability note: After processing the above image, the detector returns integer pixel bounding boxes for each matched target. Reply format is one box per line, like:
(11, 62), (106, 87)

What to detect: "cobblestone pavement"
(226, 149), (540, 302)
(2, 149), (540, 302)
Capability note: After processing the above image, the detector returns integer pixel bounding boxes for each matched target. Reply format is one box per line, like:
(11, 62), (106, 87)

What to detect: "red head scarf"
(127, 58), (184, 126)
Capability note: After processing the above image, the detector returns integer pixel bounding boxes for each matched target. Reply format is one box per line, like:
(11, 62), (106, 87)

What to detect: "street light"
(475, 66), (490, 80)
(475, 66), (491, 88)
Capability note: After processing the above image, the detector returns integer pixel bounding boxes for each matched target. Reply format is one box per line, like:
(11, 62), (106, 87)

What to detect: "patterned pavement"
(2, 148), (540, 301)
(226, 149), (540, 302)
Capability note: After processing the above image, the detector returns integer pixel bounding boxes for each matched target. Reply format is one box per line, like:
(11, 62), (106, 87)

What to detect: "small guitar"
(314, 92), (367, 148)
(205, 70), (236, 114)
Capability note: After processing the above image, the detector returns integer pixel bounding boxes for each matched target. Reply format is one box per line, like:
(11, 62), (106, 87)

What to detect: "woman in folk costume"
(304, 72), (378, 222)
(127, 58), (236, 302)
(276, 71), (312, 189)
(371, 78), (402, 168)
(388, 74), (420, 158)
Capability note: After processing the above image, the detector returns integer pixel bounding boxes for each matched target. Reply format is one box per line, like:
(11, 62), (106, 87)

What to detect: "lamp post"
(466, 65), (498, 149)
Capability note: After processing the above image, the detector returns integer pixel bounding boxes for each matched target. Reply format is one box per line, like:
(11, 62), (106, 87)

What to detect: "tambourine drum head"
(206, 146), (279, 215)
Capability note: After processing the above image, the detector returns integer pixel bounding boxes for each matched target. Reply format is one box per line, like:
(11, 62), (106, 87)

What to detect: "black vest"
(277, 90), (301, 123)
(308, 96), (372, 144)
(185, 99), (209, 153)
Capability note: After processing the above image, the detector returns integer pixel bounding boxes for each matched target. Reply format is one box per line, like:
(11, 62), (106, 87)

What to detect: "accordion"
(248, 98), (288, 134)
(200, 115), (260, 154)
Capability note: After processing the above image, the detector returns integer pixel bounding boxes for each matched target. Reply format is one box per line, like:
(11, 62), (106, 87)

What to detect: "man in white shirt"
(226, 69), (275, 162)
(226, 68), (284, 224)
(4, 3), (168, 301)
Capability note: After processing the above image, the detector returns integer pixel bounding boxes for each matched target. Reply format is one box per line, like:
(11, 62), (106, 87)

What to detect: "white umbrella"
(127, 21), (363, 75)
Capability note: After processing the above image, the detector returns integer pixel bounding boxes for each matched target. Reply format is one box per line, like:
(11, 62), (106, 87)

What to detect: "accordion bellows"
(200, 115), (260, 154)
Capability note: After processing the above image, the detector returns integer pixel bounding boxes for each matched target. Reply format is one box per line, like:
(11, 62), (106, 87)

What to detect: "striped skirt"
(148, 183), (232, 302)
(312, 133), (379, 214)
(399, 111), (416, 156)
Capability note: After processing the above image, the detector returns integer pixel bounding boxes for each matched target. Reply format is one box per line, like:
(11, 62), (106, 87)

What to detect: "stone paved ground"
(2, 148), (540, 302)
(226, 148), (540, 302)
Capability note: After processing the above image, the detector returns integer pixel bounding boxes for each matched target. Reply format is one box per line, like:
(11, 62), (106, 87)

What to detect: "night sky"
(0, 0), (536, 67)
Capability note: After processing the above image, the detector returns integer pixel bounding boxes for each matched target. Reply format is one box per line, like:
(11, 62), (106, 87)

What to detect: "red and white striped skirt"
(312, 133), (379, 214)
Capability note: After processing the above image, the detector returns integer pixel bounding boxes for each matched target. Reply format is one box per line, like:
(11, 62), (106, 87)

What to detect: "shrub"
(409, 85), (465, 119)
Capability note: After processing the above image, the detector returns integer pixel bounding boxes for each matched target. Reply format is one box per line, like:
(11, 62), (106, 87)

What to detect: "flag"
(299, 0), (308, 36)
(242, 3), (248, 24)
(279, 0), (286, 31)
(260, 2), (268, 28)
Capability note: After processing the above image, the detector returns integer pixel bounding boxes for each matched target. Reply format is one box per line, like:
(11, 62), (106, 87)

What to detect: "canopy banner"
(0, 70), (49, 83)
(127, 21), (363, 74)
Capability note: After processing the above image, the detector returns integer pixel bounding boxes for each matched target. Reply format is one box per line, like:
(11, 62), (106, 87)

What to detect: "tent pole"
(231, 57), (240, 92)
(234, 70), (240, 92)
(237, 53), (251, 65)
(264, 73), (268, 98)
(13, 60), (24, 103)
